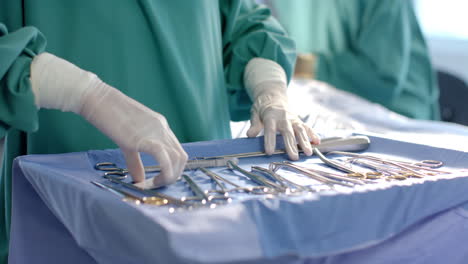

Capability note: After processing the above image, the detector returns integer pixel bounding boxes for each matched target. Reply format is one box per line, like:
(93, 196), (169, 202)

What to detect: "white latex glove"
(30, 52), (187, 187)
(244, 58), (320, 160)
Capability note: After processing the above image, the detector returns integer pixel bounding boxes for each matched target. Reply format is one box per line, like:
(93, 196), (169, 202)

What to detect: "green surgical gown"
(0, 1), (295, 262)
(272, 0), (440, 120)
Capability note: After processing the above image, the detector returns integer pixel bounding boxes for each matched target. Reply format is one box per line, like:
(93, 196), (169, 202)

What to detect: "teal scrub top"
(272, 0), (440, 120)
(0, 1), (295, 262)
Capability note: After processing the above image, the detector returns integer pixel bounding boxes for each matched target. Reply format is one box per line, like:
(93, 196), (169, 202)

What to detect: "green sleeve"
(398, 4), (440, 120)
(220, 0), (296, 121)
(315, 1), (435, 114)
(0, 24), (46, 137)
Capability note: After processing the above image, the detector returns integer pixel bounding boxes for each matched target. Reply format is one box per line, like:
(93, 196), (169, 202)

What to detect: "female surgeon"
(271, 0), (441, 120)
(0, 1), (319, 262)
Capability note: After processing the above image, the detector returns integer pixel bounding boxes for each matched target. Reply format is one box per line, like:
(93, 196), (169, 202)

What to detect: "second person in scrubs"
(271, 0), (440, 120)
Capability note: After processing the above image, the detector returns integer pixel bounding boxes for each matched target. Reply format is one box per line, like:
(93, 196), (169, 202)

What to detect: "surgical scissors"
(101, 173), (230, 208)
(103, 174), (189, 206)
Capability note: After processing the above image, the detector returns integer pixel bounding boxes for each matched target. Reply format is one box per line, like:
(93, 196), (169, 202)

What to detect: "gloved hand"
(244, 58), (320, 160)
(30, 53), (187, 187)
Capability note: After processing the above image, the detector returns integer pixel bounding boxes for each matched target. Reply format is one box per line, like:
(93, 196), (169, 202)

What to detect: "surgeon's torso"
(14, 0), (231, 154)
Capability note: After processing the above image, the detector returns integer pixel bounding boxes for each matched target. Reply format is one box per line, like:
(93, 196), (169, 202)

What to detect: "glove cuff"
(30, 52), (101, 113)
(243, 57), (287, 100)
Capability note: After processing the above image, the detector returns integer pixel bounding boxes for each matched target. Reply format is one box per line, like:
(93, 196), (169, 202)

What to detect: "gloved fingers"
(247, 110), (263, 138)
(278, 121), (299, 160)
(164, 128), (188, 159)
(174, 149), (188, 179)
(263, 118), (277, 155)
(166, 132), (189, 180)
(305, 125), (321, 145)
(167, 144), (188, 183)
(145, 145), (176, 188)
(169, 134), (187, 156)
(293, 121), (313, 156)
(122, 149), (145, 183)
(153, 150), (176, 187)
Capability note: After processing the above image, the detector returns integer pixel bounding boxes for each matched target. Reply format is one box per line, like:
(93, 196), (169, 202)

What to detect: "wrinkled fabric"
(9, 135), (468, 263)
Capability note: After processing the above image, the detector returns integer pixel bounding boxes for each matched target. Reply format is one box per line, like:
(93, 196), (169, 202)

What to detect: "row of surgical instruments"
(91, 136), (451, 211)
(94, 136), (372, 179)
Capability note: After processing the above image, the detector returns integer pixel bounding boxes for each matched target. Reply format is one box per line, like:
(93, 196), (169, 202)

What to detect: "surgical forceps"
(327, 151), (449, 178)
(250, 166), (313, 193)
(386, 159), (443, 169)
(269, 161), (356, 188)
(181, 174), (232, 205)
(91, 180), (126, 199)
(347, 159), (423, 180)
(312, 148), (383, 180)
(199, 167), (274, 195)
(227, 160), (287, 193)
(182, 174), (210, 203)
(199, 168), (230, 197)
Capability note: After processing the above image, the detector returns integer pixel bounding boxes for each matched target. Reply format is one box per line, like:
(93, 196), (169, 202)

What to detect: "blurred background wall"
(414, 0), (468, 83)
